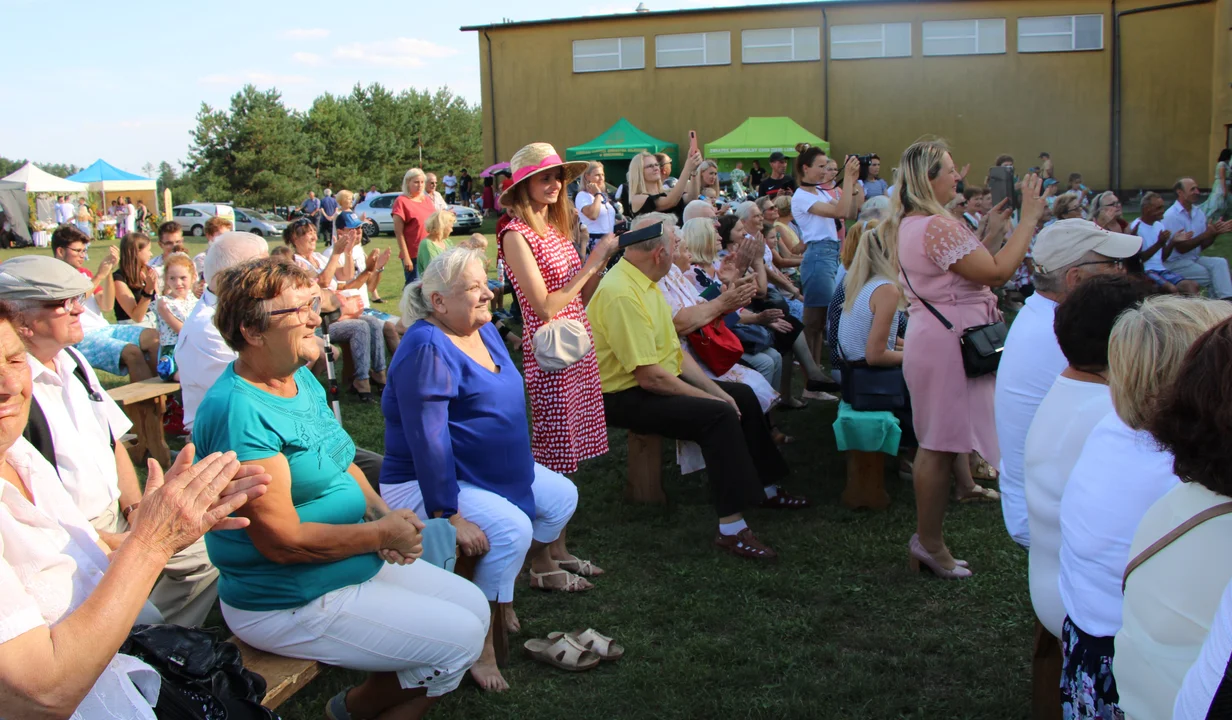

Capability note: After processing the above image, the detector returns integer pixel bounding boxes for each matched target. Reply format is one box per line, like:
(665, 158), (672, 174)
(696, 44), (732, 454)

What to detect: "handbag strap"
(899, 264), (954, 331)
(1122, 501), (1232, 593)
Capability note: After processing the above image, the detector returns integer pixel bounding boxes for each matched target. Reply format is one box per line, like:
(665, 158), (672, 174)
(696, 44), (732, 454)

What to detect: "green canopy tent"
(703, 117), (829, 171)
(566, 118), (679, 190)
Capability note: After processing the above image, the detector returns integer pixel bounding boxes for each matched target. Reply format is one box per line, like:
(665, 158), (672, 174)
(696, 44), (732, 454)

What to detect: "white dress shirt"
(28, 349), (131, 521)
(1058, 412), (1180, 637)
(1162, 201), (1209, 265)
(1024, 377), (1113, 637)
(0, 436), (160, 719)
(994, 292), (1067, 548)
(174, 290), (236, 432)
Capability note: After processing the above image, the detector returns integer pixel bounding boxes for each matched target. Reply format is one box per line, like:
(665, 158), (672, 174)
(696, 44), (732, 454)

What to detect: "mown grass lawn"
(6, 220), (1230, 719)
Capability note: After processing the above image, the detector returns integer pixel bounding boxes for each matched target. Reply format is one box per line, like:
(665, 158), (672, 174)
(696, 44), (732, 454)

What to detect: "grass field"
(9, 220), (1232, 719)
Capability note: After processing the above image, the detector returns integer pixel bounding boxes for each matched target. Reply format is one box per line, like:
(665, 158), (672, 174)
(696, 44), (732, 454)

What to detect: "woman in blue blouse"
(380, 245), (584, 692)
(193, 258), (488, 720)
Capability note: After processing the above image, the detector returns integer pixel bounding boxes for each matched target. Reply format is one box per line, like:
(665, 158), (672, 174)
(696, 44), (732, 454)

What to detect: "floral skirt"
(1060, 616), (1123, 720)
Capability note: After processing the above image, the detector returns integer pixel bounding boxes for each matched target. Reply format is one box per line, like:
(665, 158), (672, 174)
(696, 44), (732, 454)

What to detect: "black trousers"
(603, 380), (788, 516)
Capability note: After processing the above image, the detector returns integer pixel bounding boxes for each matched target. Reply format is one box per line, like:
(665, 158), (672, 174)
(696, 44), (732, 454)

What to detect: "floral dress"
(1201, 161), (1230, 222)
(499, 217), (608, 473)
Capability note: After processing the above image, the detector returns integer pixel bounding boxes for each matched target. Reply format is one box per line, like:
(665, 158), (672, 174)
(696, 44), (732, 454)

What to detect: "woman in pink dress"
(499, 142), (619, 579)
(889, 139), (1045, 579)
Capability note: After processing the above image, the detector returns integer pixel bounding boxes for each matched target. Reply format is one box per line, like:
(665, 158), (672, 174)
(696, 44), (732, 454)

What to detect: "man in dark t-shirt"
(758, 152), (797, 199)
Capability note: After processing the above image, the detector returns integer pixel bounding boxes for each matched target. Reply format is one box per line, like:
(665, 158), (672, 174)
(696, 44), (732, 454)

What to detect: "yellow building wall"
(1210, 0), (1232, 178)
(474, 0), (1220, 191)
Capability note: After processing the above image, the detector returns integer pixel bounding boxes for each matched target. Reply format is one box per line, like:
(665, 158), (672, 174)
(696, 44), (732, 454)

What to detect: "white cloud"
(199, 72), (311, 86)
(282, 27), (330, 39)
(292, 51), (323, 66)
(332, 38), (458, 68)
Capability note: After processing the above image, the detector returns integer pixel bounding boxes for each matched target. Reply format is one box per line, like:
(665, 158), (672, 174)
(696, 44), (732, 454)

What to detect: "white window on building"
(741, 27), (822, 64)
(829, 23), (912, 60)
(922, 19), (1006, 56)
(572, 37), (645, 73)
(655, 31), (732, 68)
(1018, 15), (1104, 53)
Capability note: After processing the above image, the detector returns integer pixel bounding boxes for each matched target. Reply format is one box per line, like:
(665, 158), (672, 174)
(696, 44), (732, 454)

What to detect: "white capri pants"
(381, 463), (578, 603)
(222, 561), (488, 697)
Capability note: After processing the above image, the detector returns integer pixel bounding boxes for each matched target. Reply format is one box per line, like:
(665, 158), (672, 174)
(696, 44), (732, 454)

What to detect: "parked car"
(171, 204), (216, 236)
(234, 208), (288, 238)
(354, 192), (483, 237)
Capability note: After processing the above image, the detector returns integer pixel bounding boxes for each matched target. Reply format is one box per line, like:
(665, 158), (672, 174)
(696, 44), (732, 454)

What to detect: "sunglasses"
(1072, 258), (1125, 270)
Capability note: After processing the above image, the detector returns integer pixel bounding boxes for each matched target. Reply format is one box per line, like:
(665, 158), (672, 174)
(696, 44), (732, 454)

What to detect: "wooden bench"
(625, 432), (666, 504)
(107, 378), (180, 469)
(231, 549), (506, 710)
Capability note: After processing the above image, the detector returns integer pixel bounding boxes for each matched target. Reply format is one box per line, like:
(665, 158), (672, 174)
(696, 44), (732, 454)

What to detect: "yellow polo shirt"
(587, 258), (683, 393)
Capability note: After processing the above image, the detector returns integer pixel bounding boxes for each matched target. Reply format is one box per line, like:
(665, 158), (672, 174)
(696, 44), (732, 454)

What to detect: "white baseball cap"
(1032, 219), (1142, 275)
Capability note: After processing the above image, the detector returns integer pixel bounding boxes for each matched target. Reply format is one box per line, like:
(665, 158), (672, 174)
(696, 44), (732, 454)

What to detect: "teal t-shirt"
(193, 364), (382, 611)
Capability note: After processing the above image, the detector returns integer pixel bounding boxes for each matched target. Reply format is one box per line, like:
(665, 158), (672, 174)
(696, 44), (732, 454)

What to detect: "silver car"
(171, 204), (216, 236)
(234, 208), (287, 238)
(355, 192), (482, 236)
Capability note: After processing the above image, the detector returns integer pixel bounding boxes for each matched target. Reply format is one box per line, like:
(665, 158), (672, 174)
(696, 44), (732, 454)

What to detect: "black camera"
(848, 154), (876, 182)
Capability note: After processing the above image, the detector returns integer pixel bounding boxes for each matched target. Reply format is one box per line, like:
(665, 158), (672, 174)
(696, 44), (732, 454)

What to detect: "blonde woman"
(392, 168), (434, 284)
(627, 149), (703, 224)
(698, 160), (721, 203)
(574, 161), (616, 252)
(416, 210), (456, 276)
(891, 139), (1044, 579)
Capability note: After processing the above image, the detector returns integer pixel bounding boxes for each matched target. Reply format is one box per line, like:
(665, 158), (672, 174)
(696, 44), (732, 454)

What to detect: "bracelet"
(141, 290), (157, 300)
(122, 501), (141, 520)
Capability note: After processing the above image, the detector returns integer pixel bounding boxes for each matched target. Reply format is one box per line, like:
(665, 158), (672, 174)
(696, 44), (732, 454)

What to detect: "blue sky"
(1, 0), (815, 176)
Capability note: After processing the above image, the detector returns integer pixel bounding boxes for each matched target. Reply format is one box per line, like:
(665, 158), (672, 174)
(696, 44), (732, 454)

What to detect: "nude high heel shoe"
(908, 534), (973, 579)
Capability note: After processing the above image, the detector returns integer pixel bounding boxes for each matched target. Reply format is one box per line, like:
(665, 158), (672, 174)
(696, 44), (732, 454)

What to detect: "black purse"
(836, 342), (907, 412)
(901, 266), (1007, 378)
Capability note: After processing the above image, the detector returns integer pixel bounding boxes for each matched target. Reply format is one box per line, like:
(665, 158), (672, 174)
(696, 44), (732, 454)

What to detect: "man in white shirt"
(1131, 191), (1201, 295)
(54, 196), (75, 225)
(0, 255), (218, 627)
(442, 171), (458, 205)
(994, 219), (1140, 548)
(1162, 177), (1232, 298)
(425, 173), (449, 211)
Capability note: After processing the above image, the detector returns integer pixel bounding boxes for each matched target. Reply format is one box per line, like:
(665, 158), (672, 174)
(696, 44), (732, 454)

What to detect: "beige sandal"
(546, 628), (624, 662)
(955, 485), (1001, 503)
(970, 455), (999, 483)
(523, 634), (601, 672)
(557, 557), (604, 577)
(528, 569), (592, 592)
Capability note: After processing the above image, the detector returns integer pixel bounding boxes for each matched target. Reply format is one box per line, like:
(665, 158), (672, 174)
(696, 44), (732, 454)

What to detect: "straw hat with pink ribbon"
(499, 143), (589, 205)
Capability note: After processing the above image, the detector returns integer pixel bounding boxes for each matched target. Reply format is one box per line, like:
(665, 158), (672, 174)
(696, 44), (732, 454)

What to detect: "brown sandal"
(523, 634), (601, 672)
(714, 528), (778, 561)
(546, 628), (625, 662)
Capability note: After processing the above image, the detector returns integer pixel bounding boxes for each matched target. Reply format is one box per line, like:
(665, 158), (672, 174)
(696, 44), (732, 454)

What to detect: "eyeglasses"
(45, 295), (86, 313)
(65, 245), (89, 255)
(1072, 258), (1126, 270)
(268, 295), (321, 323)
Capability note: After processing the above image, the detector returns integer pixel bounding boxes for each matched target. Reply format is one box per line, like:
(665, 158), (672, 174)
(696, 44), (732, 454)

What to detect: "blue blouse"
(380, 320), (536, 519)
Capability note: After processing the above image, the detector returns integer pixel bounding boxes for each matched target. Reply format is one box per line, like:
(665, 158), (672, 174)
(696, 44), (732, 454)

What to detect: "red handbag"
(688, 319), (744, 376)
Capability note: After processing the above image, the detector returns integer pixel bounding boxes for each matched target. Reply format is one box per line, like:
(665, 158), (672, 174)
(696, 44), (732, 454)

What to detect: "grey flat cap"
(0, 255), (94, 301)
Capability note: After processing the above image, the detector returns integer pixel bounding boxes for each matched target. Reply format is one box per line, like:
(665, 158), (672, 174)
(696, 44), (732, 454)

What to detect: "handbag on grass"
(836, 342), (907, 412)
(532, 317), (592, 372)
(687, 318), (744, 376)
(901, 265), (1007, 378)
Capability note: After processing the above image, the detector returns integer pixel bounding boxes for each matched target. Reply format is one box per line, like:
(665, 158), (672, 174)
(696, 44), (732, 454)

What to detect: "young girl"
(155, 253), (199, 380)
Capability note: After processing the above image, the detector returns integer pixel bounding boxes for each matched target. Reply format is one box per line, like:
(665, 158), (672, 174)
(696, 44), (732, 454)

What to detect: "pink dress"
(499, 217), (609, 473)
(898, 215), (1001, 464)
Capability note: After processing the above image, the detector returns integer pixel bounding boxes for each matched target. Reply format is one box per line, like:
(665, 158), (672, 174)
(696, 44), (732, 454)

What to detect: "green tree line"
(183, 83), (482, 208)
(0, 158), (82, 179)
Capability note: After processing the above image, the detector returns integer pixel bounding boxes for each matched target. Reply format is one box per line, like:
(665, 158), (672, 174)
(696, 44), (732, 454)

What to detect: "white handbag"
(532, 317), (592, 372)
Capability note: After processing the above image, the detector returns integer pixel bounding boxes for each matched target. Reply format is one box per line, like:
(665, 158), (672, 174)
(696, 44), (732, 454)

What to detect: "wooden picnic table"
(107, 378), (180, 469)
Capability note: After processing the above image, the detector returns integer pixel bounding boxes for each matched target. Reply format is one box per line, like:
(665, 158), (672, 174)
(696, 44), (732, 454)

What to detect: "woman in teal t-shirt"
(192, 257), (488, 718)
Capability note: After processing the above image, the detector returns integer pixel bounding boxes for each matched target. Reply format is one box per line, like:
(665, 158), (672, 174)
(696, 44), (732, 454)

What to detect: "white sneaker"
(801, 390), (839, 402)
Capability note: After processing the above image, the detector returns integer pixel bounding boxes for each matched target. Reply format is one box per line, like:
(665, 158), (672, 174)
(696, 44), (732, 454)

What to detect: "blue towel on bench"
(832, 401), (902, 456)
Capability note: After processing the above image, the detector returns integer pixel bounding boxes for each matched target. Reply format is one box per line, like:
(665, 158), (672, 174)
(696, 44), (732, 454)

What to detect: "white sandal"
(546, 628), (624, 661)
(523, 634), (601, 672)
(528, 569), (591, 592)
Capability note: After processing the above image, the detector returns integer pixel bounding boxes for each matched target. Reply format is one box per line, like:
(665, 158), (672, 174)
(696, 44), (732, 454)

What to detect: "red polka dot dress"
(499, 217), (609, 473)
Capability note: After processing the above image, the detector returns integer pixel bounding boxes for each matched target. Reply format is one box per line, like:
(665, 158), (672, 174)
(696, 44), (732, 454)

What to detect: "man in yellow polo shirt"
(589, 214), (802, 561)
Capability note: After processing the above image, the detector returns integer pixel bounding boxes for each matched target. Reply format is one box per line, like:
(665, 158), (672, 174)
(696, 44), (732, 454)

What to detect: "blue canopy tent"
(67, 160), (159, 213)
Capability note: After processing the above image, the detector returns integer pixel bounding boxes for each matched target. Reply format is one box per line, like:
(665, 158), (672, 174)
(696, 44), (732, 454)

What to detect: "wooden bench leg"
(121, 398), (171, 469)
(625, 432), (665, 504)
(842, 450), (891, 511)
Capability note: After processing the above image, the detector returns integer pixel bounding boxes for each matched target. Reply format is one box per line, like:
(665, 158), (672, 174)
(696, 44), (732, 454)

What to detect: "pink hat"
(499, 143), (589, 205)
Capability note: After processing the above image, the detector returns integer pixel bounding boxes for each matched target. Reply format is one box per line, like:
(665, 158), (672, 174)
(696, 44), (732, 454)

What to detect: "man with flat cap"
(0, 255), (220, 626)
(587, 214), (805, 562)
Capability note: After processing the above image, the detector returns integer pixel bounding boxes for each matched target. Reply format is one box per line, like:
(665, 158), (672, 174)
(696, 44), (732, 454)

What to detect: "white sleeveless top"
(837, 276), (901, 362)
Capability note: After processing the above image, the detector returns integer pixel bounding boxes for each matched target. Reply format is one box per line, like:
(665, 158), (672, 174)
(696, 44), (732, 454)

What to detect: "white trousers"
(380, 463), (578, 603)
(1167, 255), (1232, 298)
(222, 561), (488, 697)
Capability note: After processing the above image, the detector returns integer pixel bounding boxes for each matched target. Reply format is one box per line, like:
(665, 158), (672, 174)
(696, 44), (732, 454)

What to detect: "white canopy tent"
(1, 162), (88, 194)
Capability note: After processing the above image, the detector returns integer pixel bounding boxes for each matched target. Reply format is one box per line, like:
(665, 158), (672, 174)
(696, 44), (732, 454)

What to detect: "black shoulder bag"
(900, 265), (1007, 378)
(835, 334), (906, 412)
